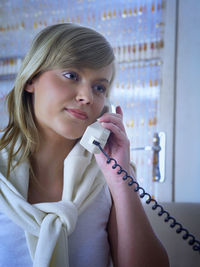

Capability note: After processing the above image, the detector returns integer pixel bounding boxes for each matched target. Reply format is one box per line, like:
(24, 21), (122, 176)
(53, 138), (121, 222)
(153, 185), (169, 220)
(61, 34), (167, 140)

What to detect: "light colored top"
(0, 140), (113, 266)
(0, 184), (112, 267)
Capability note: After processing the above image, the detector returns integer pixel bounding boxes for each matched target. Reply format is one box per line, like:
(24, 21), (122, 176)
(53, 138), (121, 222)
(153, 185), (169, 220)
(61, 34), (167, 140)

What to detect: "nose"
(75, 84), (93, 105)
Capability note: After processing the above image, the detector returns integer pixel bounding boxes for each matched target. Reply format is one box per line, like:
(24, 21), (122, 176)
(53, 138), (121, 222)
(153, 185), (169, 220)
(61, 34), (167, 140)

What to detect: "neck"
(31, 134), (77, 183)
(28, 134), (78, 204)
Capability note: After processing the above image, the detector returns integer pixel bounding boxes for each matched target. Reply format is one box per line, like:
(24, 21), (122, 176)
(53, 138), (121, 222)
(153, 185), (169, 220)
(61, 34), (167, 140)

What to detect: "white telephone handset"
(80, 102), (112, 154)
(80, 121), (110, 154)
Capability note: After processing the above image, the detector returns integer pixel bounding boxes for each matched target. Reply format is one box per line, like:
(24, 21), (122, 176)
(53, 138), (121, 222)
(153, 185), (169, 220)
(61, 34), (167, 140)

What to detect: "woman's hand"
(94, 106), (132, 188)
(95, 106), (170, 267)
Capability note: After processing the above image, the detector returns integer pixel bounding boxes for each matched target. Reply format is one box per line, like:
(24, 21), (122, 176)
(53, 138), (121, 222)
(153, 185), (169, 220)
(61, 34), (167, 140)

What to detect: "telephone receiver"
(80, 101), (112, 154)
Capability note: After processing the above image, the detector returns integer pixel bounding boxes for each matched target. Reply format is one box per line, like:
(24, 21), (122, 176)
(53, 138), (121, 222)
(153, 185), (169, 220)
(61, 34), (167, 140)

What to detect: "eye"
(93, 84), (107, 94)
(63, 71), (79, 81)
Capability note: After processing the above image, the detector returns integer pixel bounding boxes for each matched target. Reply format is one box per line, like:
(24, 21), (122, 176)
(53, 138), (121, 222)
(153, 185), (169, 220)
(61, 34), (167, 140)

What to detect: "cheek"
(96, 98), (107, 116)
(33, 91), (55, 122)
(33, 84), (67, 113)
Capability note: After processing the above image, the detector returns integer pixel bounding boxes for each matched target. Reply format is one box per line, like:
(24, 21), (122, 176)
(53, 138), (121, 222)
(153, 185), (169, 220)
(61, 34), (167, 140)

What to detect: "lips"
(65, 108), (88, 120)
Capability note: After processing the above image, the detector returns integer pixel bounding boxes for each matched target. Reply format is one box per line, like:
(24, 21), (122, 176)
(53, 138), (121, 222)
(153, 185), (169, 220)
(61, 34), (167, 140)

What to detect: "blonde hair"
(0, 23), (115, 177)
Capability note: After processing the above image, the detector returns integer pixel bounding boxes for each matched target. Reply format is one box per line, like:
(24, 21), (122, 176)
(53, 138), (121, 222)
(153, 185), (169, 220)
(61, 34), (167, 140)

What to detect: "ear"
(24, 80), (35, 93)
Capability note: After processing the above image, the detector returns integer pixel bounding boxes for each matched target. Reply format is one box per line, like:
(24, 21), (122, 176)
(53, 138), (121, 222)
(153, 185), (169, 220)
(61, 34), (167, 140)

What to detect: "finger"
(98, 112), (121, 122)
(98, 114), (125, 132)
(116, 105), (123, 117)
(101, 121), (127, 141)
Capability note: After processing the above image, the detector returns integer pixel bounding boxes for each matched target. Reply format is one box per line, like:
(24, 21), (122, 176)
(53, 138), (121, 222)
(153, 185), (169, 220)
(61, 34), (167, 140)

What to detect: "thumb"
(116, 105), (123, 116)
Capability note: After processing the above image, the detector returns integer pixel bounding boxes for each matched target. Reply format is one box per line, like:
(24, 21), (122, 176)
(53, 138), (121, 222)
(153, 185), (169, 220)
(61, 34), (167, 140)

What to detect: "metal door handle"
(131, 132), (166, 182)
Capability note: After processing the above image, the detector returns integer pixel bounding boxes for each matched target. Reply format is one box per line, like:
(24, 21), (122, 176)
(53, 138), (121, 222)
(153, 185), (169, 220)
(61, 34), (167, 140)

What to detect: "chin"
(58, 127), (85, 140)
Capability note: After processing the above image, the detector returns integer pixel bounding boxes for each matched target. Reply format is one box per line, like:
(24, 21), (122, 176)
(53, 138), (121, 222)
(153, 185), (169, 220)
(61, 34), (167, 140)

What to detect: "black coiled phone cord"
(93, 140), (200, 254)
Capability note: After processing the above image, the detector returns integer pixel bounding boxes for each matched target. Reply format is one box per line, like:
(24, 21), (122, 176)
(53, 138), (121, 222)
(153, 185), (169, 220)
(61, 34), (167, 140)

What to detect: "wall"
(155, 0), (176, 202)
(175, 0), (200, 202)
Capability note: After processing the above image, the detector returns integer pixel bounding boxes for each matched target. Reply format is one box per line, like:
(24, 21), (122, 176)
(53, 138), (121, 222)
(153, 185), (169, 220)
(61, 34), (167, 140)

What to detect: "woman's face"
(25, 64), (113, 140)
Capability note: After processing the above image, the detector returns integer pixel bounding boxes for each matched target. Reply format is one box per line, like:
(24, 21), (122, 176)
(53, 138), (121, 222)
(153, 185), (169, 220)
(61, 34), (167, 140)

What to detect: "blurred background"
(0, 0), (199, 204)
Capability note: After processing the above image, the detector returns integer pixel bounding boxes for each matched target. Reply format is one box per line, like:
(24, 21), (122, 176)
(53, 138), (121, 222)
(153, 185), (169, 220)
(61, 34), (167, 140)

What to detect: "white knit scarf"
(0, 142), (105, 267)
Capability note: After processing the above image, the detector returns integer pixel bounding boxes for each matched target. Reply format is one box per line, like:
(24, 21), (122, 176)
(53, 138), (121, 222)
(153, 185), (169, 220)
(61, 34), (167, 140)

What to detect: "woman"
(0, 23), (169, 267)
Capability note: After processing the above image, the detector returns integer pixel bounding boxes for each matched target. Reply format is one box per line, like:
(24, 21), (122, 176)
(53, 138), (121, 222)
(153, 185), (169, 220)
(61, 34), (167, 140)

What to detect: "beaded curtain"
(0, 0), (165, 197)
